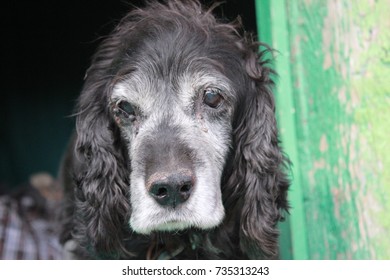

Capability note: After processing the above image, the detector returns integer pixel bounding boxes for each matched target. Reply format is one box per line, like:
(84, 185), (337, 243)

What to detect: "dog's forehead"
(109, 17), (243, 112)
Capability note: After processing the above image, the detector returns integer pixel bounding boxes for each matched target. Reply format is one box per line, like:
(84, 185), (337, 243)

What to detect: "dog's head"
(72, 0), (289, 259)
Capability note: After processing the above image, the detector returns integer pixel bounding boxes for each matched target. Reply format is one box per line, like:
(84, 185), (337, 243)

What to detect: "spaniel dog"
(59, 0), (290, 260)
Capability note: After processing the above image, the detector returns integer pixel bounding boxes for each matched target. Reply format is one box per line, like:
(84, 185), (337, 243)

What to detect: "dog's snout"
(149, 172), (194, 208)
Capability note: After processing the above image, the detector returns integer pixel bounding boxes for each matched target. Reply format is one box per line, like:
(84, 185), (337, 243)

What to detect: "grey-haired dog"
(59, 0), (290, 259)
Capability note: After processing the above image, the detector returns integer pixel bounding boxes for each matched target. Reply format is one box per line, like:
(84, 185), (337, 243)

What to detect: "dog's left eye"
(115, 100), (136, 119)
(203, 88), (224, 108)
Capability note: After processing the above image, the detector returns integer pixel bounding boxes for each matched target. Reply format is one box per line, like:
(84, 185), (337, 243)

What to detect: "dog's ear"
(71, 32), (131, 259)
(226, 43), (290, 259)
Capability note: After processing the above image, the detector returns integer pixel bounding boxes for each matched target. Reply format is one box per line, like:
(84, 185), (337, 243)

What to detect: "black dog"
(59, 0), (289, 259)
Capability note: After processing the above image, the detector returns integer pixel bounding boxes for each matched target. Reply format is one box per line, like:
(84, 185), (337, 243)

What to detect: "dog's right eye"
(116, 100), (136, 119)
(203, 88), (224, 109)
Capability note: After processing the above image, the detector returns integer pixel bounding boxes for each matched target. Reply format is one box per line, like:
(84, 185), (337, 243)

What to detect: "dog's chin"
(134, 221), (194, 234)
(129, 207), (225, 235)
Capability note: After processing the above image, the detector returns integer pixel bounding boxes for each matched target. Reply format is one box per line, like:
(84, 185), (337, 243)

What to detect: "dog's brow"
(110, 83), (131, 105)
(111, 69), (234, 105)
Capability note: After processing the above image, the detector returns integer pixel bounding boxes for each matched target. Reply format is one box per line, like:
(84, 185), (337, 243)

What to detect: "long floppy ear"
(70, 30), (132, 259)
(226, 42), (290, 259)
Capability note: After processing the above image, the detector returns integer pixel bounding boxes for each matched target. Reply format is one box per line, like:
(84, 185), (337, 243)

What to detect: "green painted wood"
(287, 0), (390, 259)
(256, 0), (390, 259)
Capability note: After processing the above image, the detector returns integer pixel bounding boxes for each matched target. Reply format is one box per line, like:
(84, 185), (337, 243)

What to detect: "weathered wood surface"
(256, 0), (390, 259)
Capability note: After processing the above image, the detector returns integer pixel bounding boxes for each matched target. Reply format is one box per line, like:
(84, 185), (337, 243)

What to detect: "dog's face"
(108, 23), (242, 234)
(67, 1), (289, 259)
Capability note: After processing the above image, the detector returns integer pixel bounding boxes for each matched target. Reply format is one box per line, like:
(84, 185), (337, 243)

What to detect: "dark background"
(1, 0), (257, 189)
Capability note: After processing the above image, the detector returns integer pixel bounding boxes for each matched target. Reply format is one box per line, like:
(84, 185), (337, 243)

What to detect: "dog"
(59, 0), (290, 259)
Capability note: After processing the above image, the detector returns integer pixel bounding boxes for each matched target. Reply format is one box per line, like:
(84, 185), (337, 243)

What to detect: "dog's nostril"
(148, 173), (194, 208)
(180, 184), (192, 195)
(152, 185), (168, 198)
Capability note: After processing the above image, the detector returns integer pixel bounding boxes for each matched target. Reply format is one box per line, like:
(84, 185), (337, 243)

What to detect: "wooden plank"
(286, 0), (390, 259)
(257, 0), (390, 259)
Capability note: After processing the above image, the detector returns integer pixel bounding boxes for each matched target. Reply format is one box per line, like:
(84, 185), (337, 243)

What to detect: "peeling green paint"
(349, 0), (390, 259)
(287, 0), (368, 259)
(290, 0), (390, 259)
(257, 0), (390, 259)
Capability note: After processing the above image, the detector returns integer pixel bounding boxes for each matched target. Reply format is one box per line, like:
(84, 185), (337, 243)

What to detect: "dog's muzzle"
(142, 118), (196, 209)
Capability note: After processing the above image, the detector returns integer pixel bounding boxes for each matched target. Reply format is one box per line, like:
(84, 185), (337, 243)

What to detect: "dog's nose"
(149, 172), (194, 208)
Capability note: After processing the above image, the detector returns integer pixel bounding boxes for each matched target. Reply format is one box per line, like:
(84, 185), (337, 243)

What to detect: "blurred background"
(1, 0), (389, 259)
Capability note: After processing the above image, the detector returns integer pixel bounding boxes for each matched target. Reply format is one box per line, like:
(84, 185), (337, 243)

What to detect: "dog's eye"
(116, 100), (135, 118)
(203, 88), (224, 108)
